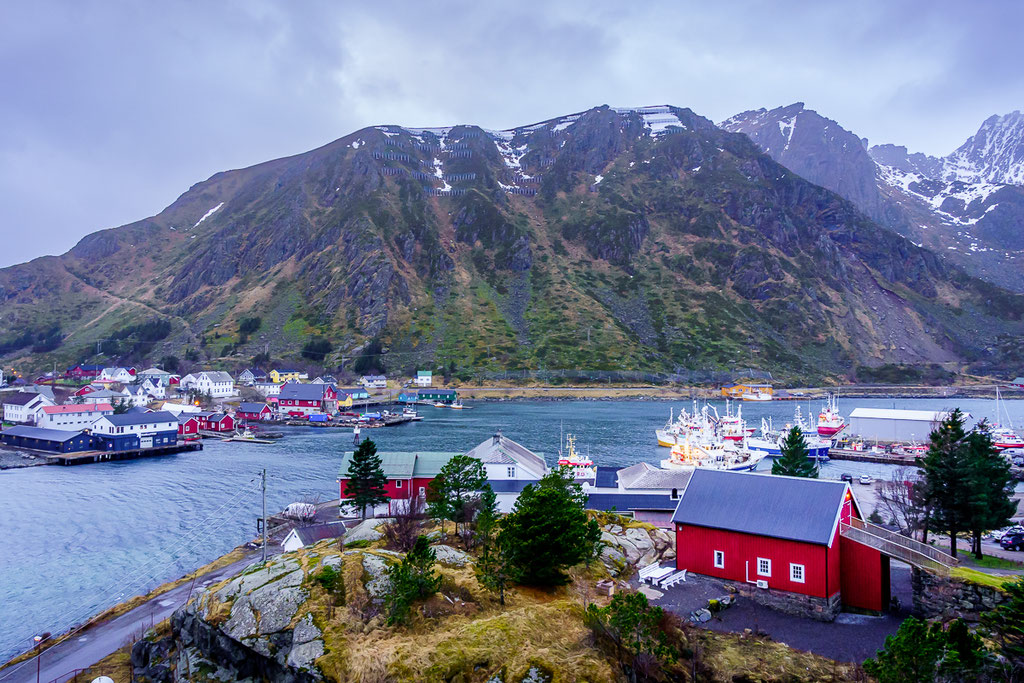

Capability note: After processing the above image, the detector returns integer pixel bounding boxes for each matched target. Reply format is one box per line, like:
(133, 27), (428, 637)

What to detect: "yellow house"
(270, 369), (303, 384)
(720, 383), (773, 398)
(337, 392), (353, 409)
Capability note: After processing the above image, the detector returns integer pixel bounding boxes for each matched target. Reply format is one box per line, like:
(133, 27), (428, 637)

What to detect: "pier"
(46, 441), (204, 466)
(827, 448), (919, 465)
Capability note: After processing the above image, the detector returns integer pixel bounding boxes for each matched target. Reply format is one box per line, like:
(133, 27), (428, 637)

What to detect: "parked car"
(1000, 532), (1024, 551)
(992, 526), (1024, 541)
(859, 475), (875, 485)
(839, 473), (853, 483)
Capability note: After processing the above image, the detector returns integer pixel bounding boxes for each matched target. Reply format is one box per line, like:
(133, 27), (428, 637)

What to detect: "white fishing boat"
(741, 390), (772, 402)
(401, 406), (423, 421)
(222, 427), (274, 444)
(557, 433), (596, 480)
(992, 386), (1024, 449)
(746, 407), (831, 460)
(659, 433), (766, 471)
(816, 393), (846, 437)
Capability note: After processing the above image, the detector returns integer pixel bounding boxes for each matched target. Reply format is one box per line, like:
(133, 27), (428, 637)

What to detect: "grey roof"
(463, 433), (547, 475)
(338, 451), (459, 479)
(238, 402), (270, 413)
(279, 383), (333, 401)
(587, 493), (680, 512)
(671, 470), (848, 546)
(293, 523), (348, 546)
(177, 414), (199, 424)
(488, 479), (541, 493)
(2, 425), (89, 442)
(203, 371), (234, 382)
(139, 367), (171, 375)
(84, 389), (128, 399)
(27, 385), (56, 401)
(101, 410), (177, 426)
(617, 463), (693, 491)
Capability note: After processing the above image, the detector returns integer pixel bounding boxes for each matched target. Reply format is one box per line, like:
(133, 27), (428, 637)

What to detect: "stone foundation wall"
(912, 568), (1008, 621)
(734, 582), (842, 622)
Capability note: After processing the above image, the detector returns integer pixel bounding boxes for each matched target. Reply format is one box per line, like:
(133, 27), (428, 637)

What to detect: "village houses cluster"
(0, 363), (450, 456)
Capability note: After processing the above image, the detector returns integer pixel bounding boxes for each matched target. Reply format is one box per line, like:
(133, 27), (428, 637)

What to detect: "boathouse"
(277, 382), (340, 416)
(398, 390), (419, 403)
(177, 415), (200, 438)
(847, 408), (971, 443)
(419, 388), (457, 404)
(673, 469), (893, 619)
(0, 425), (96, 453)
(338, 451), (460, 515)
(92, 411), (178, 450)
(195, 411), (235, 432)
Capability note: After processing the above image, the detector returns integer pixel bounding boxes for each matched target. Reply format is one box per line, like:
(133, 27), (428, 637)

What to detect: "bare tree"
(382, 491), (426, 552)
(876, 467), (927, 538)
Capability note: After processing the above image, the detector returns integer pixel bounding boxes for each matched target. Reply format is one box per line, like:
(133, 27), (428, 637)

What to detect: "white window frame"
(713, 550), (725, 568)
(790, 563), (805, 583)
(396, 480), (403, 489)
(507, 466), (516, 478)
(757, 557), (771, 577)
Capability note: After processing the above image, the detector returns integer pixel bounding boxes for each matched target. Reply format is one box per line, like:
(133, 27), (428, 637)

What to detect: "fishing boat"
(401, 406), (423, 421)
(659, 433), (767, 471)
(746, 408), (831, 460)
(741, 390), (771, 402)
(719, 401), (755, 441)
(557, 433), (596, 480)
(221, 427), (274, 444)
(450, 399), (465, 410)
(816, 393), (846, 437)
(992, 387), (1024, 449)
(433, 402), (446, 408)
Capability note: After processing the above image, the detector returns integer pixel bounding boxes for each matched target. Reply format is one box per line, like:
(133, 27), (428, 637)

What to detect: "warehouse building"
(847, 408), (971, 443)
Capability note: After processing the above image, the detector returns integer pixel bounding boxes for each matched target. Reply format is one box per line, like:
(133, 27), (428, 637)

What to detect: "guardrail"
(849, 518), (957, 566)
(841, 522), (954, 575)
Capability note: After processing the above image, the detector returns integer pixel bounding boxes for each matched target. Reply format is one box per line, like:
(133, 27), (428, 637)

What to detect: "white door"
(140, 435), (153, 449)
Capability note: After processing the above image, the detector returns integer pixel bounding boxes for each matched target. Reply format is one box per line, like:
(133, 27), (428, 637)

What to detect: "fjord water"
(1, 397), (1022, 660)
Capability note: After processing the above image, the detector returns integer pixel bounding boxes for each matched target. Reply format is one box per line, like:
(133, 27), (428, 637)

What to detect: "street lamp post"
(33, 632), (51, 683)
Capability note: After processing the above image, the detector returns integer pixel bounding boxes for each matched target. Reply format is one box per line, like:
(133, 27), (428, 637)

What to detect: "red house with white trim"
(337, 450), (459, 515)
(236, 402), (273, 421)
(177, 415), (200, 438)
(672, 470), (892, 619)
(194, 411), (235, 432)
(277, 382), (338, 417)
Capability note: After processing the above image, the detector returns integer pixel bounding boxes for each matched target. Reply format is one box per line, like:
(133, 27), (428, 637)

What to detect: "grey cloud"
(0, 0), (1020, 266)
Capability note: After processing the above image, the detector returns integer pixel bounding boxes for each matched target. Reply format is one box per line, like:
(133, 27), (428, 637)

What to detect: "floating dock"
(46, 441), (204, 466)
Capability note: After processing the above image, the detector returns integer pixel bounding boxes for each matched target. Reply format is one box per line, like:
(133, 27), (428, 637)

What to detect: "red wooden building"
(177, 415), (200, 438)
(66, 364), (103, 380)
(672, 470), (890, 618)
(278, 382), (338, 417)
(236, 402), (273, 421)
(337, 451), (458, 515)
(194, 411), (235, 432)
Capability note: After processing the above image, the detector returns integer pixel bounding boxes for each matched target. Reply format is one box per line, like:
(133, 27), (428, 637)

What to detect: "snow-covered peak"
(945, 110), (1024, 185)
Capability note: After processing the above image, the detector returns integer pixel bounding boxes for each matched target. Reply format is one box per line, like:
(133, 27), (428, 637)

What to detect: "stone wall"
(912, 568), (1009, 621)
(732, 580), (842, 622)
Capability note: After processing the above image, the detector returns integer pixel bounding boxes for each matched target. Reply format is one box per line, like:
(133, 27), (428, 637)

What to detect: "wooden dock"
(827, 448), (919, 465)
(46, 441), (204, 466)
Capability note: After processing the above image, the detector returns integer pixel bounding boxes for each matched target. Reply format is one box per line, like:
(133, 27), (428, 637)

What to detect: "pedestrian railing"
(841, 520), (956, 575)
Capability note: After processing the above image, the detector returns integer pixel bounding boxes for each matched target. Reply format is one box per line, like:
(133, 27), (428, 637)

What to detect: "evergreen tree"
(497, 468), (601, 586)
(918, 409), (970, 558)
(771, 426), (818, 478)
(981, 576), (1024, 674)
(963, 422), (1017, 559)
(342, 439), (389, 519)
(864, 616), (991, 683)
(112, 399), (132, 414)
(475, 535), (514, 606)
(384, 535), (441, 625)
(475, 483), (499, 545)
(426, 455), (487, 539)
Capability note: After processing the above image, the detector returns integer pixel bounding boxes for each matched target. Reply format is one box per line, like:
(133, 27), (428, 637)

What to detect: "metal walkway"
(841, 518), (956, 575)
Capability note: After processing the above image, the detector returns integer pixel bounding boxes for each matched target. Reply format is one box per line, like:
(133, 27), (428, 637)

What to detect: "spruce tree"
(963, 421), (1017, 559)
(771, 426), (818, 478)
(342, 438), (389, 519)
(426, 455), (486, 539)
(918, 409), (970, 558)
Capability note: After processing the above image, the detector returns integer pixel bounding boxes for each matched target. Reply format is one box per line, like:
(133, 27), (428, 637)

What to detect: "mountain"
(2, 104), (1023, 381)
(721, 105), (1024, 293)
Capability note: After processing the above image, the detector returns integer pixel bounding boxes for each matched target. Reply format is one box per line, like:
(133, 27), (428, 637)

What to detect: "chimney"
(493, 430), (502, 445)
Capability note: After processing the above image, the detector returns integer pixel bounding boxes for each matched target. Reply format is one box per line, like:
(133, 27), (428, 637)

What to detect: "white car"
(991, 526), (1024, 541)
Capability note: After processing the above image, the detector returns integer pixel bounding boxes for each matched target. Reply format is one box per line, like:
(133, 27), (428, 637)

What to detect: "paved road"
(0, 553), (263, 683)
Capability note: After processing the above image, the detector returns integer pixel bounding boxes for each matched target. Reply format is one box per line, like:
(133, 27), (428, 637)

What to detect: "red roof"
(42, 403), (113, 414)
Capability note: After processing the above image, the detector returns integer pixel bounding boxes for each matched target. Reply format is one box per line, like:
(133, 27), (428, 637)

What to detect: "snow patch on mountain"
(193, 202), (224, 229)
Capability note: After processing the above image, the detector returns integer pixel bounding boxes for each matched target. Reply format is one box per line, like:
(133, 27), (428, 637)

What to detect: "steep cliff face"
(723, 104), (1024, 294)
(2, 103), (1023, 378)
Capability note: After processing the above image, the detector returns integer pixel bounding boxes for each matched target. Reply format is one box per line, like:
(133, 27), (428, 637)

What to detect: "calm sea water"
(0, 397), (1021, 659)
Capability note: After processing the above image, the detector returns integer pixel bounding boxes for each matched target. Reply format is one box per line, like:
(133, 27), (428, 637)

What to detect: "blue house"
(398, 391), (419, 403)
(0, 426), (96, 453)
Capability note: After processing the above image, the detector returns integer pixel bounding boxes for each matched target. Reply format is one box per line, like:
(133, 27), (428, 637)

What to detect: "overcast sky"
(1, 0), (1020, 267)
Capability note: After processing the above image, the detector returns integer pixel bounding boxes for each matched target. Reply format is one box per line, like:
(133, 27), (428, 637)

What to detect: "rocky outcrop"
(597, 520), (676, 576)
(911, 568), (1010, 622)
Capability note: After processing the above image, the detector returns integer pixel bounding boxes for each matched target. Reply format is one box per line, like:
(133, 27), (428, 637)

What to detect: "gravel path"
(642, 564), (914, 663)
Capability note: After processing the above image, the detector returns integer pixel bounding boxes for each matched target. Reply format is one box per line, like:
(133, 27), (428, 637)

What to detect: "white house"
(81, 388), (131, 406)
(238, 368), (267, 385)
(99, 367), (134, 383)
(360, 375), (387, 389)
(181, 371), (236, 398)
(137, 368), (173, 387)
(2, 392), (55, 425)
(38, 403), (114, 429)
(463, 432), (550, 512)
(253, 382), (283, 397)
(415, 371), (432, 387)
(125, 381), (162, 407)
(92, 410), (179, 447)
(281, 523), (348, 552)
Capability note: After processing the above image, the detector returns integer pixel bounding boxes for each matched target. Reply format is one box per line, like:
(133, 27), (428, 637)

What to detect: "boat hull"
(747, 438), (830, 460)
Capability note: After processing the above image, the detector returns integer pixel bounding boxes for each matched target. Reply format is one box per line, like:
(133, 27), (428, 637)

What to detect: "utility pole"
(261, 469), (268, 565)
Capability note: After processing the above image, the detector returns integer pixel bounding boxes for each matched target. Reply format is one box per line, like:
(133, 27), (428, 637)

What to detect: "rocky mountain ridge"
(2, 103), (1023, 380)
(722, 104), (1024, 293)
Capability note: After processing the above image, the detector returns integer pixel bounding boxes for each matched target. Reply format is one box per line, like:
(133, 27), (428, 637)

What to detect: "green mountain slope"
(2, 105), (1022, 380)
